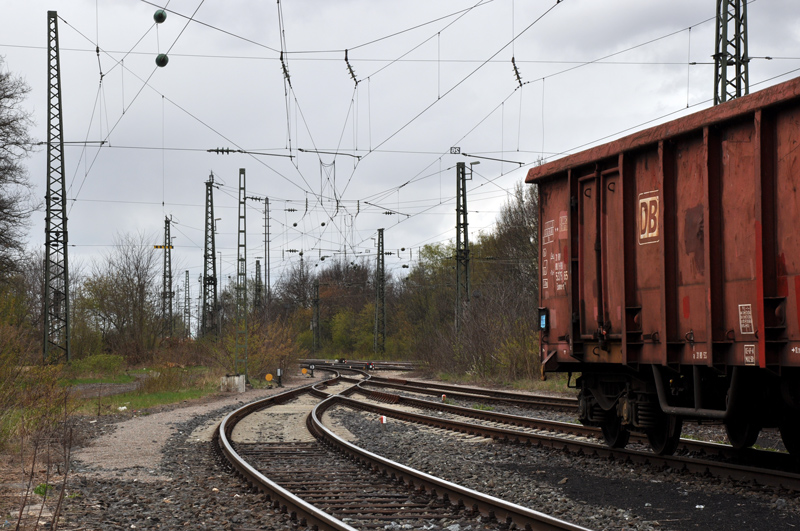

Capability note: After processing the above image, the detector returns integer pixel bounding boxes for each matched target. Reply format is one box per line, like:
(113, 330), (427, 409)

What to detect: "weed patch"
(34, 483), (53, 497)
(68, 354), (124, 377)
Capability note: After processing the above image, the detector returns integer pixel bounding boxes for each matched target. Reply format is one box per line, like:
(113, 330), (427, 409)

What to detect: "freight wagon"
(526, 76), (800, 456)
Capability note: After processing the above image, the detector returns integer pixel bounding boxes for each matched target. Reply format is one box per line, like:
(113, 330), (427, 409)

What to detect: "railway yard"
(3, 363), (797, 531)
(4, 4), (800, 531)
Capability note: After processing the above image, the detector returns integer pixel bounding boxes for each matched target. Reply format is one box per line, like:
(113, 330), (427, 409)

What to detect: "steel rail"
(301, 359), (419, 372)
(215, 377), (360, 531)
(218, 372), (589, 530)
(351, 384), (799, 466)
(308, 394), (590, 531)
(352, 384), (596, 437)
(360, 376), (578, 409)
(338, 393), (800, 492)
(369, 375), (577, 401)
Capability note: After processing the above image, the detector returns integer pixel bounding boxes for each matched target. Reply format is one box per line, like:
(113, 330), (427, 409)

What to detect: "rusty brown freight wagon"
(526, 76), (800, 457)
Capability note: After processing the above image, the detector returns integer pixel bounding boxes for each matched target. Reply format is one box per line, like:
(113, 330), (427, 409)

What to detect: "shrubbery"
(69, 353), (124, 377)
(204, 319), (307, 381)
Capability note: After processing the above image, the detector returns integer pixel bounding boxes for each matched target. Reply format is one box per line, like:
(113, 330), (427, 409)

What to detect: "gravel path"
(33, 377), (323, 530)
(71, 387), (281, 482)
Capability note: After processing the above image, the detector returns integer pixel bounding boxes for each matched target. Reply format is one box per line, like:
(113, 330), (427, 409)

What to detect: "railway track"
(350, 374), (798, 469)
(216, 374), (587, 531)
(305, 364), (577, 410)
(300, 359), (420, 373)
(363, 375), (578, 410)
(347, 383), (800, 492)
(216, 371), (800, 530)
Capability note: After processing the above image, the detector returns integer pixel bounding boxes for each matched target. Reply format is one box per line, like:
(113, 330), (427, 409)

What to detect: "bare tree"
(83, 232), (161, 362)
(0, 58), (36, 279)
(274, 258), (314, 309)
(317, 257), (372, 311)
(479, 183), (539, 304)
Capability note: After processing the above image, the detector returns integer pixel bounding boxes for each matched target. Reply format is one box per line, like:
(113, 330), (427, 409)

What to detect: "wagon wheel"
(600, 415), (630, 449)
(725, 421), (761, 450)
(647, 414), (683, 456)
(779, 414), (800, 459)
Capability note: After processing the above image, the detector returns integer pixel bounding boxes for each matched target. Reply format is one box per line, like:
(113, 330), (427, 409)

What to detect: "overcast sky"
(2, 0), (799, 299)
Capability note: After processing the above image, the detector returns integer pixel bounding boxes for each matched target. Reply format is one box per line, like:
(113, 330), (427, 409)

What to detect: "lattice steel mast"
(202, 172), (218, 336)
(714, 0), (749, 105)
(374, 228), (386, 353)
(183, 270), (190, 338)
(255, 259), (262, 308)
(235, 169), (248, 379)
(312, 278), (320, 353)
(455, 162), (471, 335)
(244, 195), (270, 313)
(161, 217), (174, 338)
(265, 198), (271, 311)
(43, 11), (70, 363)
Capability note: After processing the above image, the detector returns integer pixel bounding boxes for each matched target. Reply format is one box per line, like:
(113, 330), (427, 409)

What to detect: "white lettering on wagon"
(543, 219), (555, 245)
(739, 304), (755, 335)
(559, 211), (568, 239)
(744, 344), (756, 366)
(638, 190), (660, 245)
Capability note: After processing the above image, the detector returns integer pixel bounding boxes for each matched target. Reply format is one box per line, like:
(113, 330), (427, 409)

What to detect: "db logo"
(638, 190), (660, 245)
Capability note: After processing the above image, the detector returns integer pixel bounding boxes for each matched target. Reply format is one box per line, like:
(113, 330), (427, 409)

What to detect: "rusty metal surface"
(530, 75), (800, 369)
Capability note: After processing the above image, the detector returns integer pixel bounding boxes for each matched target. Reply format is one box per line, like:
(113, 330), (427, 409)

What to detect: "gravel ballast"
(10, 375), (799, 530)
(327, 405), (800, 531)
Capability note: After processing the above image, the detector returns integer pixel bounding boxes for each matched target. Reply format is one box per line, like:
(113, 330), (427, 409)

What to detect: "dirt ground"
(0, 374), (315, 529)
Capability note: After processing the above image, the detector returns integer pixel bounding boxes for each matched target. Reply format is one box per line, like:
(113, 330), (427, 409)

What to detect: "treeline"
(1, 183), (540, 381)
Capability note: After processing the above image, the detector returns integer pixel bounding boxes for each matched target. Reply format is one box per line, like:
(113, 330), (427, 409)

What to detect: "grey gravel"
(328, 404), (800, 531)
(32, 376), (800, 530)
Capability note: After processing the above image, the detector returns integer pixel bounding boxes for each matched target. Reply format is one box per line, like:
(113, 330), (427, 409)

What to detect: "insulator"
(154, 9), (167, 23)
(155, 54), (169, 67)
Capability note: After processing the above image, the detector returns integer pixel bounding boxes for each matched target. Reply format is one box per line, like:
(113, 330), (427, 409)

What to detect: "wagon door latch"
(685, 329), (695, 346)
(594, 323), (612, 355)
